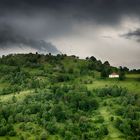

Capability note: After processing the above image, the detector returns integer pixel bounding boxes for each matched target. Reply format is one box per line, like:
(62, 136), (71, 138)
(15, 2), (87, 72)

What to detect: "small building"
(109, 72), (119, 78)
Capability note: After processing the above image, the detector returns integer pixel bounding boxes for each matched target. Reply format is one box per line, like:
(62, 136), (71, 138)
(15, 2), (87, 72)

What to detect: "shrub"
(40, 132), (48, 140)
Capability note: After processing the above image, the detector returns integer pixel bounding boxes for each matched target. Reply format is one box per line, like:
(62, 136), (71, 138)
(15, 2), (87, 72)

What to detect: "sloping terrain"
(0, 54), (140, 140)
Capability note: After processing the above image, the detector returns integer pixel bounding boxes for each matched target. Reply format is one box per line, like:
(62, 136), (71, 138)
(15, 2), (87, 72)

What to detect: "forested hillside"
(0, 53), (140, 140)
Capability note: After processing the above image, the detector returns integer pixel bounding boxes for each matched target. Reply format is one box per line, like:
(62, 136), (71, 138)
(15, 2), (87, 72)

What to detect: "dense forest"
(0, 53), (140, 140)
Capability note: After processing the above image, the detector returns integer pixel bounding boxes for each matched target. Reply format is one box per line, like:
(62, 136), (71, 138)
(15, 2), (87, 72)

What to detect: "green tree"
(119, 66), (125, 80)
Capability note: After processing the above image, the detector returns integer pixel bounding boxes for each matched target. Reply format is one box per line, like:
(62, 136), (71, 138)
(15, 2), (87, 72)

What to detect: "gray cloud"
(1, 0), (140, 22)
(0, 0), (139, 44)
(121, 28), (140, 42)
(0, 0), (140, 39)
(101, 35), (112, 39)
(0, 24), (60, 54)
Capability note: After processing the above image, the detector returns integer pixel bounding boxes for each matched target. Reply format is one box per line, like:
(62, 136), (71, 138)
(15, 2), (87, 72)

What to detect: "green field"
(0, 54), (139, 140)
(87, 77), (140, 94)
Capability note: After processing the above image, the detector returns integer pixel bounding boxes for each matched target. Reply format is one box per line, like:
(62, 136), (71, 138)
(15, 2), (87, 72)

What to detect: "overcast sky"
(0, 0), (140, 69)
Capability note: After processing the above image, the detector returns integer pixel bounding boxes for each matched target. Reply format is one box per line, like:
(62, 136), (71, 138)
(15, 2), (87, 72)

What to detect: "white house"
(109, 72), (119, 78)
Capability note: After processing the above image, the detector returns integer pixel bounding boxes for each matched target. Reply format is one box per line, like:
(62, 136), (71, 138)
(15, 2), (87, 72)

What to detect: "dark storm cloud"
(0, 0), (140, 54)
(0, 0), (139, 37)
(0, 24), (60, 54)
(0, 0), (140, 23)
(121, 28), (140, 42)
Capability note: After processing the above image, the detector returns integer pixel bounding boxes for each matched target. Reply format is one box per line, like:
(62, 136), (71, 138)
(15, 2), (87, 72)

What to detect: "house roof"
(110, 72), (119, 75)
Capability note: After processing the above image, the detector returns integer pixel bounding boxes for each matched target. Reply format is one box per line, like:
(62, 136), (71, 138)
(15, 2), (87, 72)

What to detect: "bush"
(40, 132), (48, 140)
(97, 86), (127, 97)
(46, 122), (58, 134)
(8, 130), (16, 136)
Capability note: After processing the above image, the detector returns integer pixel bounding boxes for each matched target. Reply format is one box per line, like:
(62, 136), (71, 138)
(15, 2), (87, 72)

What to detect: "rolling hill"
(0, 53), (140, 140)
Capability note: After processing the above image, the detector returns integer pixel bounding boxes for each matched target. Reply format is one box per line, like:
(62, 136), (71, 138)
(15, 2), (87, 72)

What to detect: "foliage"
(0, 53), (139, 140)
